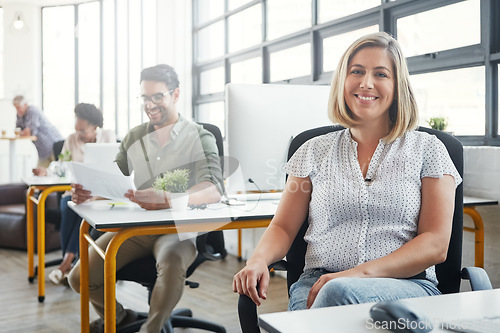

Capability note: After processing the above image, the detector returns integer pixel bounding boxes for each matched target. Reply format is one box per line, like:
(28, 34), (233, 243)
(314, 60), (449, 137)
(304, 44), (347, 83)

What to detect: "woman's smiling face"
(344, 46), (395, 125)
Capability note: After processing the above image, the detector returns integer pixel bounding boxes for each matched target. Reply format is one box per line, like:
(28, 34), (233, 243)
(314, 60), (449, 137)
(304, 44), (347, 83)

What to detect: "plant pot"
(169, 192), (189, 212)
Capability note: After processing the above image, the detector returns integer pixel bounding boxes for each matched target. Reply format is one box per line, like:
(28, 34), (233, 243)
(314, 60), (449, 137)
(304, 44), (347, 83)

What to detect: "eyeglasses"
(139, 89), (175, 105)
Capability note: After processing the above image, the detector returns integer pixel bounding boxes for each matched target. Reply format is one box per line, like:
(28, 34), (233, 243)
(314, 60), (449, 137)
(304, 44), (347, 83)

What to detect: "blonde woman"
(233, 32), (461, 310)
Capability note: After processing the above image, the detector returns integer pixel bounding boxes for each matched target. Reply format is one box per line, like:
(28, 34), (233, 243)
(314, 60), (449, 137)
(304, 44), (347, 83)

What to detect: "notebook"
(83, 143), (120, 164)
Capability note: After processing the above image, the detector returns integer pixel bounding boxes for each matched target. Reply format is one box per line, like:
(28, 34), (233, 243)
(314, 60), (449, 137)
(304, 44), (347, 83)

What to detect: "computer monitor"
(83, 142), (120, 164)
(226, 83), (332, 193)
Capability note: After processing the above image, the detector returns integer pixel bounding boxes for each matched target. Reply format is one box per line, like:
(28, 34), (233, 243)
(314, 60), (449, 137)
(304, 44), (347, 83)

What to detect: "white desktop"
(225, 83), (332, 194)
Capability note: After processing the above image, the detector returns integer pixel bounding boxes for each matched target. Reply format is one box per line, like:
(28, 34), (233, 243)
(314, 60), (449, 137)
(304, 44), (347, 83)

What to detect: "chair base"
(117, 308), (226, 333)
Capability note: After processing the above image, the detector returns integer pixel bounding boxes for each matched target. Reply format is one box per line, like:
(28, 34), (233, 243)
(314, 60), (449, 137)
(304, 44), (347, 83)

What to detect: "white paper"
(69, 162), (135, 200)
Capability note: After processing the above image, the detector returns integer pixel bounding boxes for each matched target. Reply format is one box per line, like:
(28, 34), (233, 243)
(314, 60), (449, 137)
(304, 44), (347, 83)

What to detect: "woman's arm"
(233, 175), (312, 305)
(306, 174), (456, 307)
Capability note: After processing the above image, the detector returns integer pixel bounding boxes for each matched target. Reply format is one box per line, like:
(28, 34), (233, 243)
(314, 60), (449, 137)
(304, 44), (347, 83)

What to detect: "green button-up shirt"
(115, 115), (223, 194)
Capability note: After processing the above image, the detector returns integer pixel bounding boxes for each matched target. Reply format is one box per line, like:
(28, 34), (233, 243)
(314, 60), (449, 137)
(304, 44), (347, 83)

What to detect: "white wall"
(2, 2), (42, 104)
(464, 146), (500, 201)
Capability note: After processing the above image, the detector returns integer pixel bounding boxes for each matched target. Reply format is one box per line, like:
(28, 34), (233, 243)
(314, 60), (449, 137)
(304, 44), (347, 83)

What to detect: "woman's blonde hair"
(328, 32), (418, 142)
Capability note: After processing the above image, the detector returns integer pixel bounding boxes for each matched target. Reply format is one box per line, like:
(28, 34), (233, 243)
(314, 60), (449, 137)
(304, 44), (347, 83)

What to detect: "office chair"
(238, 126), (493, 333)
(116, 122), (227, 333)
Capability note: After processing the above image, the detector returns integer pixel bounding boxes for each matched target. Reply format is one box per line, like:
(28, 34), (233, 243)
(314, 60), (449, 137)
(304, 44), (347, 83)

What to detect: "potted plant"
(153, 169), (190, 211)
(49, 151), (72, 179)
(427, 117), (448, 131)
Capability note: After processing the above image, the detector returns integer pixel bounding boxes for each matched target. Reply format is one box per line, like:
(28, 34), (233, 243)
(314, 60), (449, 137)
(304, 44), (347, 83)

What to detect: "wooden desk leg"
(80, 220), (91, 333)
(237, 229), (242, 261)
(463, 206), (484, 268)
(26, 187), (36, 283)
(37, 189), (51, 303)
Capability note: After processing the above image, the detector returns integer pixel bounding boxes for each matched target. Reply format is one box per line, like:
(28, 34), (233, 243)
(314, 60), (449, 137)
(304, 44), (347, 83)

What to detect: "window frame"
(192, 0), (500, 146)
(41, 0), (159, 139)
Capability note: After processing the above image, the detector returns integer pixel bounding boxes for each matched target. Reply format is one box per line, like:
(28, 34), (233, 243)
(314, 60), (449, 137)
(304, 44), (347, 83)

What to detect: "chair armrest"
(238, 260), (288, 333)
(238, 294), (261, 333)
(461, 267), (493, 291)
(269, 260), (288, 272)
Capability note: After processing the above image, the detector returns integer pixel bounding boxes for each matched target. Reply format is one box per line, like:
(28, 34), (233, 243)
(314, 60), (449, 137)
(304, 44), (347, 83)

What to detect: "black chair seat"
(237, 126), (492, 333)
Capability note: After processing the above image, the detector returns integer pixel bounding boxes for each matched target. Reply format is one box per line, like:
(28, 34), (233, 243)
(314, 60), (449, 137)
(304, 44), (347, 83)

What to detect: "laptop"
(83, 143), (120, 164)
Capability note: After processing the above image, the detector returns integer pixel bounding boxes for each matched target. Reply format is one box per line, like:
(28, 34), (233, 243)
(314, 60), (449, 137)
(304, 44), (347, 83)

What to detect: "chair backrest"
(284, 126), (464, 294)
(53, 140), (65, 161)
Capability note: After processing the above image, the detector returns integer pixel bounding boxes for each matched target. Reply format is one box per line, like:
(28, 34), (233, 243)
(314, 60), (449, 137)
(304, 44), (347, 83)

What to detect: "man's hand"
(124, 188), (170, 210)
(71, 183), (92, 204)
(21, 128), (31, 136)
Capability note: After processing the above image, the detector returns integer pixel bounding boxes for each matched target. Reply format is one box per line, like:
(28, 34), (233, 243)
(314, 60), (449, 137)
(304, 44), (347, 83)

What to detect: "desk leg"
(80, 220), (90, 333)
(26, 187), (35, 283)
(237, 229), (242, 261)
(104, 235), (122, 333)
(463, 206), (484, 268)
(37, 189), (50, 303)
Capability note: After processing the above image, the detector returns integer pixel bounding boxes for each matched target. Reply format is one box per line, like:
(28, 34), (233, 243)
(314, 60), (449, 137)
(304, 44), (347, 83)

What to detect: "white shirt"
(61, 128), (116, 162)
(284, 129), (462, 285)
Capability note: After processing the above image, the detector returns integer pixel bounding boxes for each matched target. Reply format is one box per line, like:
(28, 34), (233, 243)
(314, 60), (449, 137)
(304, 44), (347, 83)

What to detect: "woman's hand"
(306, 269), (362, 308)
(71, 183), (92, 204)
(125, 188), (170, 210)
(233, 259), (270, 306)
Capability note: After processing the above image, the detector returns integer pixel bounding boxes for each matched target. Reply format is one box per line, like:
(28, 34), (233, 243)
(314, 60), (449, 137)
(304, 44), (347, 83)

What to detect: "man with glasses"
(12, 95), (63, 168)
(68, 64), (224, 333)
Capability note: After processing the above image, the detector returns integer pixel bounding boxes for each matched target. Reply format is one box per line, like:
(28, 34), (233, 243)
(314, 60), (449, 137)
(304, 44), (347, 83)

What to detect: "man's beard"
(147, 106), (169, 125)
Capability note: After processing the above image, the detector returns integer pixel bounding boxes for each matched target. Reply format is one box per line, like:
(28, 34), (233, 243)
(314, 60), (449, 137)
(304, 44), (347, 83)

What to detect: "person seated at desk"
(233, 32), (462, 311)
(43, 103), (116, 285)
(13, 95), (64, 168)
(68, 64), (224, 333)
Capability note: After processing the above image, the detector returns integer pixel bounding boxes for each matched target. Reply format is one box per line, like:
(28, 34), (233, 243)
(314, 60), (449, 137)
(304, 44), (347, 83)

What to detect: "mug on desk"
(14, 127), (21, 136)
(1, 130), (6, 137)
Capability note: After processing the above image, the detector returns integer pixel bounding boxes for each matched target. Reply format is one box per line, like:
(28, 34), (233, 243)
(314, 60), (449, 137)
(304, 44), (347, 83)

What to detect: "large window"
(0, 7), (3, 99)
(42, 0), (158, 139)
(192, 0), (500, 145)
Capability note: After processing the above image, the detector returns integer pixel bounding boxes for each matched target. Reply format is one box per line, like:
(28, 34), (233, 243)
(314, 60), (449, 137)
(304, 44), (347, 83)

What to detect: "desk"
(24, 177), (72, 302)
(69, 199), (278, 333)
(259, 289), (500, 333)
(463, 196), (498, 268)
(0, 135), (37, 182)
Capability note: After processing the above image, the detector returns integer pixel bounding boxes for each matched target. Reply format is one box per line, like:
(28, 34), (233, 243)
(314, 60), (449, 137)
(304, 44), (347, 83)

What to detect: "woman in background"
(47, 103), (116, 285)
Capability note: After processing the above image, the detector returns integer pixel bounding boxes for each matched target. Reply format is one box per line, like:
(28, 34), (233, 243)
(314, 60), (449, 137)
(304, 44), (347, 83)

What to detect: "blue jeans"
(288, 268), (441, 311)
(59, 195), (81, 255)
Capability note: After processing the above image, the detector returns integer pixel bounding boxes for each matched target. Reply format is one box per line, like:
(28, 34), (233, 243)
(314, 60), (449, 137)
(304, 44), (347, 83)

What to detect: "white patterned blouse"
(284, 129), (462, 285)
